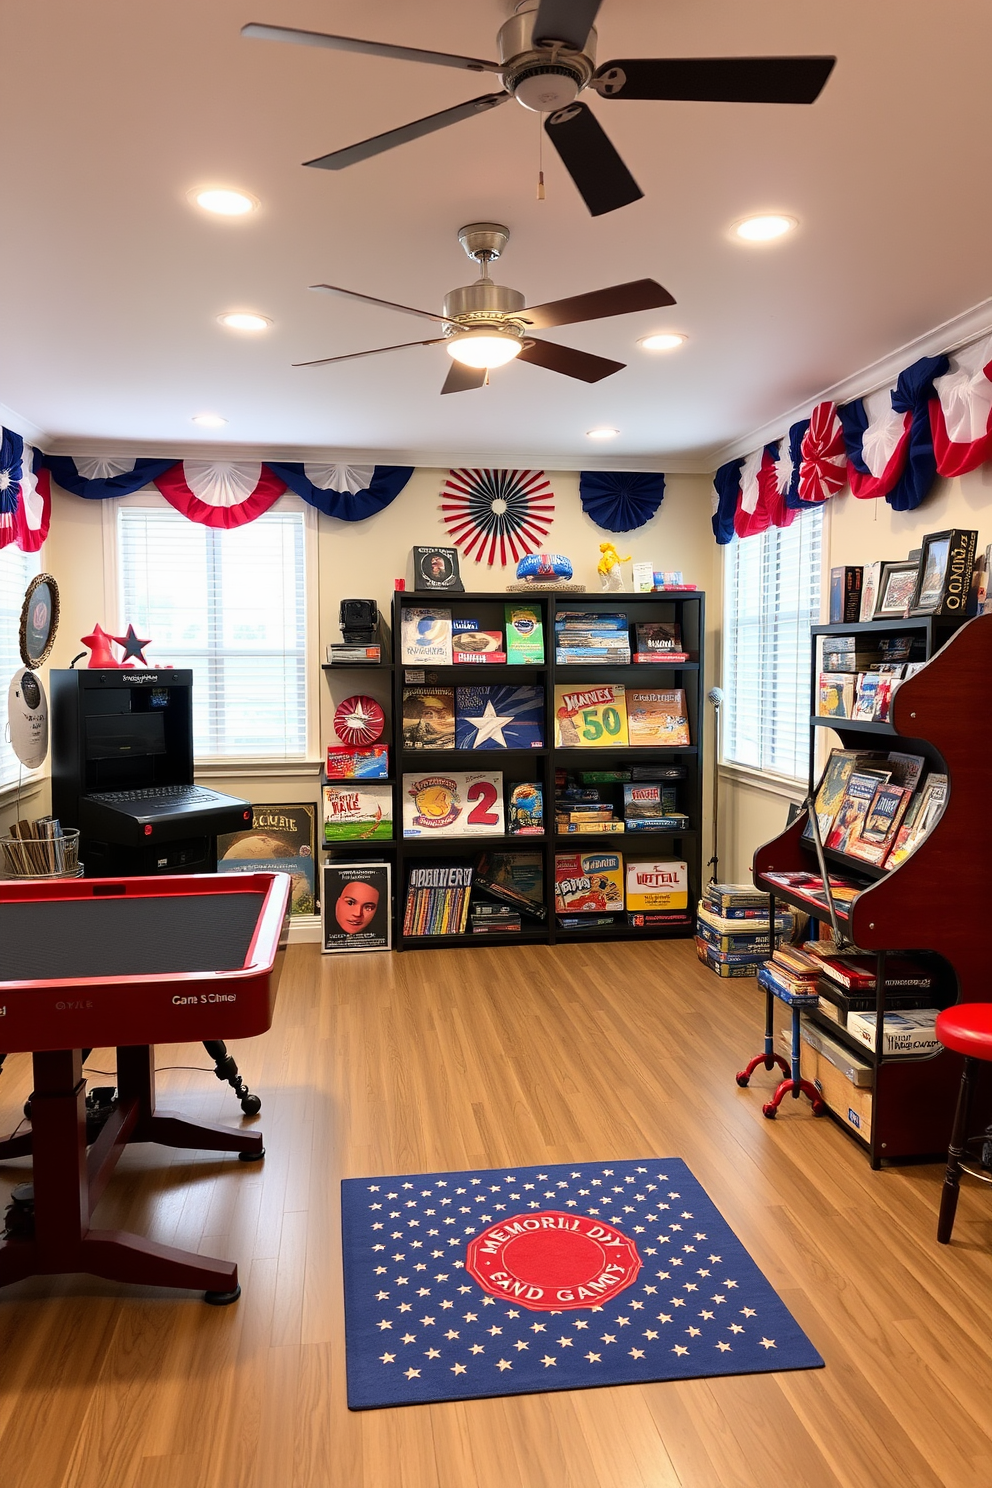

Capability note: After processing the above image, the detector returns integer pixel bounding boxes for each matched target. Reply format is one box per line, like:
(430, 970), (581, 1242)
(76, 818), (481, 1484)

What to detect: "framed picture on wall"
(875, 560), (920, 619)
(321, 861), (392, 953)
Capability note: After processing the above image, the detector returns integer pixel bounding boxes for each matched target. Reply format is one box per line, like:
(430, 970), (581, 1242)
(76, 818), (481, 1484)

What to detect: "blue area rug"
(341, 1157), (823, 1409)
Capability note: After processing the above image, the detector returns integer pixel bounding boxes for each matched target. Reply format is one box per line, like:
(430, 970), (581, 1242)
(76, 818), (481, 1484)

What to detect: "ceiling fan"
(242, 0), (835, 217)
(295, 221), (675, 394)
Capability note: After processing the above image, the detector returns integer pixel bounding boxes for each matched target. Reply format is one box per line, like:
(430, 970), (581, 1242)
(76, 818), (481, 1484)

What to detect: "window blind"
(0, 545), (40, 788)
(118, 507), (308, 759)
(722, 506), (823, 781)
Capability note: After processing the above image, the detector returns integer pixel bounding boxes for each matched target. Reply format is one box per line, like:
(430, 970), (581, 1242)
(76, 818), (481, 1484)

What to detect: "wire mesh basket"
(0, 829), (81, 879)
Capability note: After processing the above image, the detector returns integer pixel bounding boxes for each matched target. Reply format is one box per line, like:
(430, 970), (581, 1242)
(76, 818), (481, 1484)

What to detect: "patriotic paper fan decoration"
(798, 402), (847, 503)
(334, 695), (385, 747)
(440, 469), (554, 567)
(578, 470), (665, 532)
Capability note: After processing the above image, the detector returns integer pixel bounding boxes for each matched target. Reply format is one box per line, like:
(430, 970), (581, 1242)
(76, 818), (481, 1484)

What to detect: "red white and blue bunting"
(929, 335), (992, 478)
(0, 431), (51, 552)
(266, 462), (413, 521)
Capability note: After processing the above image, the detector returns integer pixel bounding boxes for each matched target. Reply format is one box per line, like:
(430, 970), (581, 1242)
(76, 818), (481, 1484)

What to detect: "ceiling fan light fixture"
(446, 328), (522, 369)
(218, 312), (271, 332)
(190, 188), (259, 217)
(639, 332), (686, 352)
(733, 213), (797, 243)
(586, 426), (620, 440)
(191, 412), (228, 428)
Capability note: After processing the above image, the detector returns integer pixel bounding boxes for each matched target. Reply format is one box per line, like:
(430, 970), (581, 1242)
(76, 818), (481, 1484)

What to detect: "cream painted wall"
(7, 469), (718, 838)
(718, 464), (992, 881)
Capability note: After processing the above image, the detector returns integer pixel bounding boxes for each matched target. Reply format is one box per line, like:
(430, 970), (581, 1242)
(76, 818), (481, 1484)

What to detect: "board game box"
(402, 771), (505, 837)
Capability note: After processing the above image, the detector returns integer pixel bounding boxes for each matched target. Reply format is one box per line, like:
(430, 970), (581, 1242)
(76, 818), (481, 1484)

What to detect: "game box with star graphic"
(455, 685), (545, 750)
(340, 1157), (823, 1409)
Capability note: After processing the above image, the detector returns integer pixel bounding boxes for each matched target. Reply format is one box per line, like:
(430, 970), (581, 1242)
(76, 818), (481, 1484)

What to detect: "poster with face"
(321, 862), (392, 953)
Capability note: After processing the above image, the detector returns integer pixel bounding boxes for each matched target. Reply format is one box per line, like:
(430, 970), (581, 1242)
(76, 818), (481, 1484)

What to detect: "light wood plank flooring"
(0, 938), (990, 1488)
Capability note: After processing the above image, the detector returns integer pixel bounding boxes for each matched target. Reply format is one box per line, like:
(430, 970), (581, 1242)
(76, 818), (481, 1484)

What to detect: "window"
(0, 544), (40, 788)
(722, 506), (824, 782)
(118, 507), (308, 759)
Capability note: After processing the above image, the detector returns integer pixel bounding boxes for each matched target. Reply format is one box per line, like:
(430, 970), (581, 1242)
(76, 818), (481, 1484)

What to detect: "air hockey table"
(0, 871), (290, 1303)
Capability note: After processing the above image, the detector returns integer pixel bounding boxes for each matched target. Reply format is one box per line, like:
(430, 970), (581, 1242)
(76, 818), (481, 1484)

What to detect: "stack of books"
(757, 943), (822, 1004)
(554, 611), (631, 665)
(402, 864), (473, 936)
(801, 942), (938, 1030)
(469, 902), (522, 935)
(555, 778), (623, 833)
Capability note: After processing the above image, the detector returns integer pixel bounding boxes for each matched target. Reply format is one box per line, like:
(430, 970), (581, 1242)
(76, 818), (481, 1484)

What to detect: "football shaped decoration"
(334, 694), (385, 747)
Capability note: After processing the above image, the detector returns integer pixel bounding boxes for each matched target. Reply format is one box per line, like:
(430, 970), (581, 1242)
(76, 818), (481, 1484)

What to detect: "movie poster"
(321, 862), (392, 953)
(217, 802), (316, 915)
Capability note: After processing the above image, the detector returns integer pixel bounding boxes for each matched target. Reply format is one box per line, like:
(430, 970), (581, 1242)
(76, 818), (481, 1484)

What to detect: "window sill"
(718, 762), (807, 803)
(0, 773), (47, 811)
(195, 759), (323, 780)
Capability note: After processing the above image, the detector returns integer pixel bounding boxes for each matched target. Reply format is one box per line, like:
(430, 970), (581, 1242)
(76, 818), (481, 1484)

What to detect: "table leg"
(116, 1046), (264, 1159)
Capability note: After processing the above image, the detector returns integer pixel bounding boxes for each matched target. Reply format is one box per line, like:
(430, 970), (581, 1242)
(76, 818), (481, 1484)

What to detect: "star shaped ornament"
(465, 699), (514, 747)
(334, 693), (385, 747)
(114, 624), (152, 664)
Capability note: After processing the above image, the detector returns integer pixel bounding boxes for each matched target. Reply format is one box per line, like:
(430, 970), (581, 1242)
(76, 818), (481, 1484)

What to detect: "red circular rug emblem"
(465, 1210), (641, 1312)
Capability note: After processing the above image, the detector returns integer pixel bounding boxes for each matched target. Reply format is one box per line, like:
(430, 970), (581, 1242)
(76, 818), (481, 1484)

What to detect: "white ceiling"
(4, 0), (992, 469)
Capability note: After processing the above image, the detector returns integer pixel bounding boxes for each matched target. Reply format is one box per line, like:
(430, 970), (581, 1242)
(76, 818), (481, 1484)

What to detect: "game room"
(2, 3), (992, 1486)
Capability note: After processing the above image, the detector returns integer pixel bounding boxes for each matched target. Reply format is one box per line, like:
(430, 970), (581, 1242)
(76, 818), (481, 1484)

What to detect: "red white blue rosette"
(441, 469), (554, 567)
(153, 461), (288, 528)
(798, 402), (847, 503)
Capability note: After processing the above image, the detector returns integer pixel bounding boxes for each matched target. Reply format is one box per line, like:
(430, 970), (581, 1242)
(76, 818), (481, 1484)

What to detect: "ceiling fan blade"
(241, 23), (501, 75)
(293, 339), (446, 368)
(304, 92), (510, 170)
(532, 0), (603, 51)
(592, 56), (836, 104)
(440, 361), (488, 395)
(522, 279), (675, 331)
(310, 284), (450, 326)
(517, 339), (624, 383)
(543, 103), (643, 217)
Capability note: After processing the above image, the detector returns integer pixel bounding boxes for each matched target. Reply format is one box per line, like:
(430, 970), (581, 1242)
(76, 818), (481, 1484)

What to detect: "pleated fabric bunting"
(578, 471), (665, 532)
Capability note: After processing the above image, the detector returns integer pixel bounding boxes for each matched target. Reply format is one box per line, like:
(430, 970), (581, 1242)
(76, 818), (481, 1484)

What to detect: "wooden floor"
(0, 938), (991, 1488)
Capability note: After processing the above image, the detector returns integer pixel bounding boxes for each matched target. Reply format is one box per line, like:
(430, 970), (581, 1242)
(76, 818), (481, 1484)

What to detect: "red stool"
(935, 1004), (992, 1243)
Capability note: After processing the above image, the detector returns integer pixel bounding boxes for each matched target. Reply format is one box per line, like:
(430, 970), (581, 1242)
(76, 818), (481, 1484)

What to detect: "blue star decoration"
(341, 1157), (823, 1409)
(114, 625), (152, 664)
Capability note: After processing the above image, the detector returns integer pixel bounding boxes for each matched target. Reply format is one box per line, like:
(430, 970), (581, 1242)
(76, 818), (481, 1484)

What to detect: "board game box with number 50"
(553, 684), (629, 748)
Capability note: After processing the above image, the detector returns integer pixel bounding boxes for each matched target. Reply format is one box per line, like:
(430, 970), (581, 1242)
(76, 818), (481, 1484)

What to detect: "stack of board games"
(402, 864), (473, 937)
(623, 782), (688, 832)
(703, 883), (771, 918)
(695, 899), (794, 977)
(454, 685), (544, 749)
(632, 622), (689, 664)
(757, 943), (822, 1005)
(554, 611), (631, 665)
(555, 777), (624, 833)
(322, 782), (393, 841)
(554, 684), (628, 747)
(801, 942), (938, 1029)
(845, 1008), (941, 1056)
(402, 771), (505, 837)
(469, 901), (522, 935)
(626, 689), (690, 747)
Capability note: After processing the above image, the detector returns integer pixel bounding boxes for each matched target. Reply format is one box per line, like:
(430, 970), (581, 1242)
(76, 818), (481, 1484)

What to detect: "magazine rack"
(753, 613), (992, 1165)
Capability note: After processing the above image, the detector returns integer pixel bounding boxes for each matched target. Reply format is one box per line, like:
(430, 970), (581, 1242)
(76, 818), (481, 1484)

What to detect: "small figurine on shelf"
(515, 552), (573, 583)
(80, 624), (124, 668)
(597, 542), (631, 592)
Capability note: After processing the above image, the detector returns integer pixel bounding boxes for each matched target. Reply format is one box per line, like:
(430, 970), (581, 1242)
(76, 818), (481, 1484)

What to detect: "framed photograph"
(217, 803), (317, 916)
(875, 560), (920, 618)
(911, 534), (951, 614)
(18, 573), (60, 668)
(909, 528), (978, 616)
(412, 546), (464, 592)
(321, 861), (392, 952)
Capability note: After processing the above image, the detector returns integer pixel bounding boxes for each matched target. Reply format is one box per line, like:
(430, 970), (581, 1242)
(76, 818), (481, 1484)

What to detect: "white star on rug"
(465, 699), (514, 746)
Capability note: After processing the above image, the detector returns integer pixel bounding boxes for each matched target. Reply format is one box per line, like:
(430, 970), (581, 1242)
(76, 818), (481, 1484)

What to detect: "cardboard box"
(779, 1027), (874, 1140)
(325, 744), (389, 779)
(554, 851), (624, 913)
(322, 782), (393, 841)
(625, 859), (687, 911)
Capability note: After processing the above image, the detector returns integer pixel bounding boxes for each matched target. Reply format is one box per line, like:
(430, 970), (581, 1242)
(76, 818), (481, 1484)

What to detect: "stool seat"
(935, 1004), (992, 1060)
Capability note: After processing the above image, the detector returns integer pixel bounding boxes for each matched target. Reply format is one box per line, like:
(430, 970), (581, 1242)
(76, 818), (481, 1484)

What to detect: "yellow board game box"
(625, 859), (688, 911)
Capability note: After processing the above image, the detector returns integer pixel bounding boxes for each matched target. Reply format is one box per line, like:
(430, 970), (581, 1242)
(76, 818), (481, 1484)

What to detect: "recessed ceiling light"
(638, 333), (686, 352)
(190, 188), (258, 216)
(218, 312), (271, 332)
(191, 412), (228, 427)
(734, 214), (797, 242)
(586, 426), (620, 440)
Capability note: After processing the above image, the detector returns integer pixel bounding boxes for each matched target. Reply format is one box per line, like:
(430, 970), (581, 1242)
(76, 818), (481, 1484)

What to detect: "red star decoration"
(114, 624), (153, 664)
(81, 623), (122, 668)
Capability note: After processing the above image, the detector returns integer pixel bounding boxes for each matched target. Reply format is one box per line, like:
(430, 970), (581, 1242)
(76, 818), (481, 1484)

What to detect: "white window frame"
(103, 490), (321, 767)
(720, 504), (828, 792)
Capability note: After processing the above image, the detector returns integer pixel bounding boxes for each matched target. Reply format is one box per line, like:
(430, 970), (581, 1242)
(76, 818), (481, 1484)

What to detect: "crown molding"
(0, 399), (48, 446)
(705, 295), (992, 468)
(39, 434), (711, 476)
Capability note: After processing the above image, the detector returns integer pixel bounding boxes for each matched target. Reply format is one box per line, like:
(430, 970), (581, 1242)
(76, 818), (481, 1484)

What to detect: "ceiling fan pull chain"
(537, 111), (546, 200)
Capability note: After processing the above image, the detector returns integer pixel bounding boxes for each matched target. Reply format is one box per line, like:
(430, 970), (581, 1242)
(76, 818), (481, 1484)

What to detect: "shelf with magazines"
(754, 611), (991, 1167)
(390, 589), (705, 950)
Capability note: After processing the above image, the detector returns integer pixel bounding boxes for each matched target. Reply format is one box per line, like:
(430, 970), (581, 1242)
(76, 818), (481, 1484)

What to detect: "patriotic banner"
(267, 462), (413, 521)
(153, 461), (288, 529)
(929, 334), (992, 478)
(0, 433), (51, 552)
(710, 446), (796, 545)
(38, 454), (176, 499)
(578, 471), (666, 532)
(782, 419), (809, 509)
(341, 1156), (822, 1409)
(441, 469), (555, 567)
(798, 401), (847, 504)
(837, 355), (947, 510)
